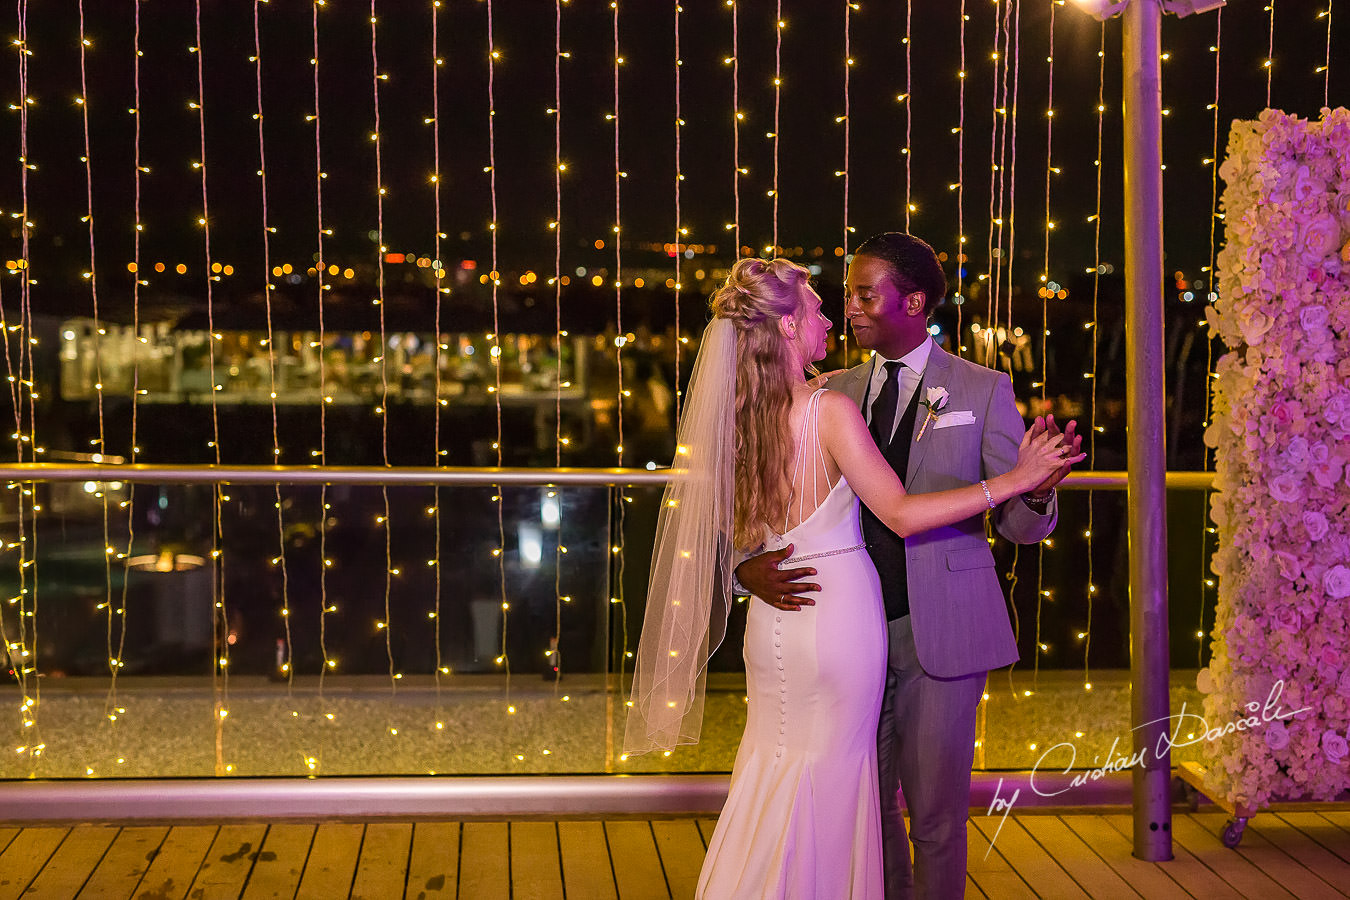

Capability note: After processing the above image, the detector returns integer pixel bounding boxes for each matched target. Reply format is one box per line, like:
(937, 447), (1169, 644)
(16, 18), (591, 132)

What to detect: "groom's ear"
(905, 291), (926, 316)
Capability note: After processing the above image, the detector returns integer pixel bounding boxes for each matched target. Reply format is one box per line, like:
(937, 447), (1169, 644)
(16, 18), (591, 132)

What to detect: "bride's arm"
(817, 391), (1062, 538)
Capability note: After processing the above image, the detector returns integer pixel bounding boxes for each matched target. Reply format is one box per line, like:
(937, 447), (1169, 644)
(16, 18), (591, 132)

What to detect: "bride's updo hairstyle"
(710, 257), (814, 550)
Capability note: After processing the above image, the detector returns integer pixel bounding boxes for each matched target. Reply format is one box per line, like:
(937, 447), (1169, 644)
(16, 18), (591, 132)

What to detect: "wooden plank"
(695, 820), (718, 850)
(189, 823), (268, 899)
(79, 826), (170, 900)
(350, 823), (412, 900)
(651, 820), (705, 900)
(969, 814), (1087, 898)
(0, 826), (68, 900)
(1169, 813), (1296, 900)
(964, 872), (986, 898)
(240, 824), (315, 900)
(1279, 812), (1350, 867)
(1017, 816), (1141, 899)
(1265, 814), (1350, 894)
(134, 825), (217, 900)
(1317, 811), (1350, 852)
(558, 821), (616, 900)
(965, 819), (1035, 900)
(22, 826), (118, 899)
(0, 831), (16, 857)
(404, 822), (459, 900)
(295, 823), (363, 900)
(1191, 813), (1345, 900)
(604, 821), (668, 900)
(510, 822), (562, 900)
(1070, 815), (1194, 900)
(457, 822), (508, 900)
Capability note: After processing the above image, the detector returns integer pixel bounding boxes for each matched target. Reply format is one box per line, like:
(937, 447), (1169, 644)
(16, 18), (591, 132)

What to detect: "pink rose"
(1312, 458), (1344, 488)
(1322, 730), (1349, 763)
(1275, 553), (1303, 583)
(1269, 473), (1305, 503)
(1338, 670), (1350, 698)
(1300, 305), (1330, 332)
(1299, 214), (1343, 264)
(1274, 604), (1301, 631)
(1265, 719), (1290, 751)
(1285, 437), (1311, 469)
(1196, 668), (1215, 694)
(1294, 165), (1325, 201)
(1326, 392), (1350, 426)
(1323, 565), (1350, 599)
(1320, 646), (1343, 669)
(1303, 511), (1330, 541)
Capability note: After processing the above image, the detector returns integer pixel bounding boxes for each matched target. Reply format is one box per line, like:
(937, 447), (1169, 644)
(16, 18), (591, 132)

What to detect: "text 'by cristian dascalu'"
(981, 679), (1311, 856)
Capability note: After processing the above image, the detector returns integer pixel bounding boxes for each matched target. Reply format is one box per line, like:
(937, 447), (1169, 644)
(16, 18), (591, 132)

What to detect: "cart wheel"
(1221, 817), (1246, 848)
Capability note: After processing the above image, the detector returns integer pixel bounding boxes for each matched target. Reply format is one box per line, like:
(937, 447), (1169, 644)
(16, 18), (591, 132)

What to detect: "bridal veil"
(623, 317), (737, 755)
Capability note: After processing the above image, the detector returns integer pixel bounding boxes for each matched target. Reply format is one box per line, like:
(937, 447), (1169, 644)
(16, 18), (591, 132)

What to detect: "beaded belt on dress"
(785, 542), (866, 563)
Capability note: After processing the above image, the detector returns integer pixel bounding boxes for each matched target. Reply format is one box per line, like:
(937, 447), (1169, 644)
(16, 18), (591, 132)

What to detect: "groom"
(736, 232), (1078, 899)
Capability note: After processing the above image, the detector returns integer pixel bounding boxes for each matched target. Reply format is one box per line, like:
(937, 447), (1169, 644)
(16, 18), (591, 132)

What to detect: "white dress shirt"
(862, 337), (935, 445)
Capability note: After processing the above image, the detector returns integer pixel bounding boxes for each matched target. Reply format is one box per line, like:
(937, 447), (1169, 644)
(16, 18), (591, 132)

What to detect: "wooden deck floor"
(0, 810), (1347, 899)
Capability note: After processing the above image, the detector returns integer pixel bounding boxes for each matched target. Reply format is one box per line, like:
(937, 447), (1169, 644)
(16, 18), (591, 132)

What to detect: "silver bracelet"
(979, 479), (996, 509)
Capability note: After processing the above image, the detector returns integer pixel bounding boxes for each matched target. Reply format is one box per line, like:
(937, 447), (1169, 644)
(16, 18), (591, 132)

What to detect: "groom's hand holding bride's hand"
(1025, 414), (1083, 498)
(736, 546), (820, 612)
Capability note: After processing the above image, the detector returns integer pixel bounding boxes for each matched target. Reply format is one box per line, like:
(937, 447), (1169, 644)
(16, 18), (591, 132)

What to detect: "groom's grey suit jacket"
(830, 343), (1057, 678)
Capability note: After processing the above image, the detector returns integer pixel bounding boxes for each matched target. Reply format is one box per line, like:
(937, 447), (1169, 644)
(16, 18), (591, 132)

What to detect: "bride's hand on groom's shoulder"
(807, 369), (847, 390)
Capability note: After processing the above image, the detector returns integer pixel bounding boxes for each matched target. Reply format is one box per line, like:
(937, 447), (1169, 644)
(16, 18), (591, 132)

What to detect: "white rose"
(925, 386), (950, 411)
(1196, 668), (1215, 694)
(1300, 305), (1330, 332)
(1300, 214), (1343, 265)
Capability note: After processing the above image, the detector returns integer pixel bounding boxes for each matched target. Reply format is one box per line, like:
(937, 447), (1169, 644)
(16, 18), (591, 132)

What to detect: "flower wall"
(1201, 108), (1350, 809)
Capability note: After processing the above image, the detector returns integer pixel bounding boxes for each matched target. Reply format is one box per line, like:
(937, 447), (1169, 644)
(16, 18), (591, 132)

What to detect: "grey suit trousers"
(878, 615), (986, 900)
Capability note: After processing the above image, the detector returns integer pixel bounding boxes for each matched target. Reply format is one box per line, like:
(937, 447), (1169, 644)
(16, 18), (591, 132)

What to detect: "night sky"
(2, 0), (1347, 319)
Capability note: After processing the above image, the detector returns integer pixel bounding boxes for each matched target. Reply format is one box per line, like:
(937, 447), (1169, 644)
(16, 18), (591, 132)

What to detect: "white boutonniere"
(915, 386), (949, 442)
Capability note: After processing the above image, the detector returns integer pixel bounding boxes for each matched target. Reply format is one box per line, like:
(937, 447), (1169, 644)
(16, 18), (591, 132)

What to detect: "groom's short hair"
(854, 232), (947, 317)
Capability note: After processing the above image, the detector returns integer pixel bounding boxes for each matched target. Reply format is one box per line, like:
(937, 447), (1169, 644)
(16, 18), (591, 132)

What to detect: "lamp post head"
(1068, 0), (1224, 20)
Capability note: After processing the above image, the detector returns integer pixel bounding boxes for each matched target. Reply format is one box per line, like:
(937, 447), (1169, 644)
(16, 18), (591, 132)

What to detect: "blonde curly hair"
(709, 257), (816, 551)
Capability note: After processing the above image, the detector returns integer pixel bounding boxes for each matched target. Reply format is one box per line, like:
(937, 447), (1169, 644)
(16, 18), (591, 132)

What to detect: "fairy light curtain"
(0, 1), (1344, 776)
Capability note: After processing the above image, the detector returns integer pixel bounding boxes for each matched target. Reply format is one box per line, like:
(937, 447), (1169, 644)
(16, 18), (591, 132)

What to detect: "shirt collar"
(870, 336), (934, 379)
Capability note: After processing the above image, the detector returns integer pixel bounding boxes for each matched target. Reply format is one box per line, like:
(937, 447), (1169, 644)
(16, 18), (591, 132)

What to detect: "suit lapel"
(904, 346), (954, 485)
(834, 360), (873, 410)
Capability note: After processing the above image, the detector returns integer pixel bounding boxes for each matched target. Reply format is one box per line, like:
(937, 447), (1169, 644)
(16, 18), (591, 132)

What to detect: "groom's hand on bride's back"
(736, 545), (820, 612)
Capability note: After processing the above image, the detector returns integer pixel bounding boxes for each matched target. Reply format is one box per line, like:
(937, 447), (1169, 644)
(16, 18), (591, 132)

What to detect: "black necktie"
(862, 361), (923, 621)
(870, 361), (904, 449)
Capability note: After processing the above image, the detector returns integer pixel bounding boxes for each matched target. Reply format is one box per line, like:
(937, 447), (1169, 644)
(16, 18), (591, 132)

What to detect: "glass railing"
(0, 468), (1212, 779)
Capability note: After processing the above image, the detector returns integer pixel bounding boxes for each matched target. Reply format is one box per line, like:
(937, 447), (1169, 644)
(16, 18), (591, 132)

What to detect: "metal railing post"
(1122, 0), (1173, 862)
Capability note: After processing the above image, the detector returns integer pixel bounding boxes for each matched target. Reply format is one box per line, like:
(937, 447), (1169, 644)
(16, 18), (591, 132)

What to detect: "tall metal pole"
(1122, 0), (1173, 862)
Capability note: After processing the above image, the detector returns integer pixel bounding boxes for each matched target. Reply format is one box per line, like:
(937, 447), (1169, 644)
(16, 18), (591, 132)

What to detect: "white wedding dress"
(698, 390), (887, 899)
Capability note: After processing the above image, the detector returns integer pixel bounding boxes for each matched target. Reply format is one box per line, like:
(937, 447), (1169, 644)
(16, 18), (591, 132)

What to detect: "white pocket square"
(932, 410), (976, 429)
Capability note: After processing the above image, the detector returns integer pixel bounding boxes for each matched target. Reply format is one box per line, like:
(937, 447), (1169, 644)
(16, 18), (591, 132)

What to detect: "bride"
(625, 257), (1078, 898)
